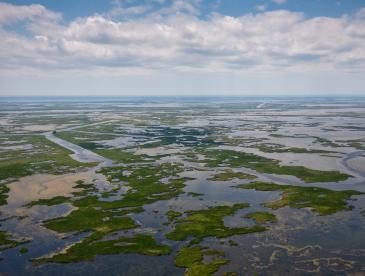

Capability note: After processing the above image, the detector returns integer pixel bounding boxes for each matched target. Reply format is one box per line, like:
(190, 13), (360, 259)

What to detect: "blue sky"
(8, 0), (365, 20)
(0, 0), (365, 96)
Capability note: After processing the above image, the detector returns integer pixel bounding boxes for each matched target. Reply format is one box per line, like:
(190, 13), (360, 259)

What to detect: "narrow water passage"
(341, 150), (365, 179)
(43, 132), (109, 163)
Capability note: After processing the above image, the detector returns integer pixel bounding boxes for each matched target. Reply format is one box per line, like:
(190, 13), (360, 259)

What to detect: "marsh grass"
(238, 182), (362, 215)
(166, 204), (267, 243)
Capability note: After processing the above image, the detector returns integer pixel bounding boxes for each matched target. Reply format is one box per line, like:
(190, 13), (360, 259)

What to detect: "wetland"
(0, 96), (365, 275)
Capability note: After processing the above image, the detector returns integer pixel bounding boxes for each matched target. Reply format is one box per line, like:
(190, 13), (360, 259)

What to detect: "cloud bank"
(0, 1), (365, 77)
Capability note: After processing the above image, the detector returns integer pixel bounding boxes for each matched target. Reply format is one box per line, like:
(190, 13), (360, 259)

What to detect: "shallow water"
(0, 97), (365, 275)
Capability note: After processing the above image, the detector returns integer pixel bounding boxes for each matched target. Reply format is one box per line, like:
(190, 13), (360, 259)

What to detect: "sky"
(0, 0), (365, 96)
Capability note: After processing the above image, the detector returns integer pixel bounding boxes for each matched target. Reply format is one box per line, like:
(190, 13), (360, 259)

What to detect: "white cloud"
(272, 0), (287, 4)
(0, 2), (365, 76)
(107, 0), (153, 18)
(108, 4), (152, 17)
(256, 4), (267, 12)
(0, 2), (61, 25)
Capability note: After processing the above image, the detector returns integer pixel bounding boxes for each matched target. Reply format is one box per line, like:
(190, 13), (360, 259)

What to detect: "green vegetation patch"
(175, 246), (229, 276)
(49, 164), (183, 216)
(237, 182), (362, 215)
(19, 247), (28, 254)
(0, 231), (27, 251)
(200, 149), (350, 183)
(347, 140), (365, 150)
(208, 169), (256, 181)
(255, 143), (336, 154)
(44, 207), (139, 234)
(1, 181), (28, 254)
(166, 210), (182, 222)
(35, 233), (171, 264)
(95, 163), (191, 209)
(187, 192), (204, 197)
(72, 180), (98, 197)
(39, 163), (192, 263)
(0, 184), (9, 206)
(166, 204), (267, 243)
(94, 149), (144, 163)
(41, 178), (143, 235)
(0, 135), (95, 182)
(0, 163), (32, 183)
(244, 211), (277, 224)
(26, 196), (71, 207)
(314, 137), (342, 148)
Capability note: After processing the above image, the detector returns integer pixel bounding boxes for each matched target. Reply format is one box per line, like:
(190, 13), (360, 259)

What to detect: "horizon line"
(1, 94), (365, 98)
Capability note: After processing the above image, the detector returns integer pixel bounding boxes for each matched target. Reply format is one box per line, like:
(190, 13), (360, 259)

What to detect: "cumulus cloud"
(0, 2), (365, 76)
(0, 2), (61, 25)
